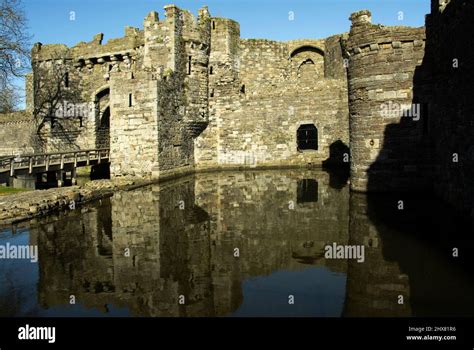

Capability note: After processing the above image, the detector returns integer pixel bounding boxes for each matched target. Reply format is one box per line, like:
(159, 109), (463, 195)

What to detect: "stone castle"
(1, 0), (473, 220)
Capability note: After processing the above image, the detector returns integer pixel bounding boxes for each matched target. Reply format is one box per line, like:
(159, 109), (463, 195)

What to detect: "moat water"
(1, 169), (473, 317)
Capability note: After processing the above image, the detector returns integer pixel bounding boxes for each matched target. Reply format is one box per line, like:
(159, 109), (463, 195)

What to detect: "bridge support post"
(57, 170), (64, 188)
(71, 167), (77, 186)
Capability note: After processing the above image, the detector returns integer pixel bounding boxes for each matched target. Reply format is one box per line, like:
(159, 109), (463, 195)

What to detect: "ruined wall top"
(346, 9), (425, 55)
(349, 10), (372, 26)
(32, 26), (144, 62)
(31, 4), (214, 63)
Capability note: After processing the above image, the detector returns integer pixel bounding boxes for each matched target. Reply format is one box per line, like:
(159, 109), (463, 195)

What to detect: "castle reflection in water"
(1, 169), (473, 317)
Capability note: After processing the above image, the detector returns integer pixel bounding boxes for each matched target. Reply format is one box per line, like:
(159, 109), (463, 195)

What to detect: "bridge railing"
(0, 148), (110, 175)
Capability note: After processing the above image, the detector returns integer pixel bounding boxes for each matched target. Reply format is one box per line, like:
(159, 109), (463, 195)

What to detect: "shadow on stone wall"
(359, 0), (474, 316)
(322, 140), (350, 189)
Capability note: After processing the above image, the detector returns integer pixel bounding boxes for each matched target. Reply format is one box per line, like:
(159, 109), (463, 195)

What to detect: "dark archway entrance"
(97, 106), (110, 148)
(297, 124), (318, 151)
(94, 87), (110, 148)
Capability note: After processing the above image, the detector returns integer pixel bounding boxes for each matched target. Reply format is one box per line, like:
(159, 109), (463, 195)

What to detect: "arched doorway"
(94, 87), (110, 148)
(97, 106), (110, 148)
(297, 124), (318, 151)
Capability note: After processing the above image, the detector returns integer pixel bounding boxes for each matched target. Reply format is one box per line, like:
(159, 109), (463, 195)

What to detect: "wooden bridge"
(0, 149), (110, 187)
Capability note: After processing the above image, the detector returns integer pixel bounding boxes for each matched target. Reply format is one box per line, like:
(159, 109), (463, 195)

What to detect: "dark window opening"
(128, 93), (132, 107)
(188, 56), (192, 75)
(210, 88), (214, 98)
(240, 84), (245, 94)
(297, 179), (318, 203)
(209, 66), (213, 75)
(297, 124), (318, 150)
(100, 108), (110, 128)
(212, 21), (215, 30)
(79, 116), (83, 127)
(64, 72), (69, 88)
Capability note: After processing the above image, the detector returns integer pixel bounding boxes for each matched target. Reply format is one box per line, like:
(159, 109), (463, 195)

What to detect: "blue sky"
(24, 0), (430, 45)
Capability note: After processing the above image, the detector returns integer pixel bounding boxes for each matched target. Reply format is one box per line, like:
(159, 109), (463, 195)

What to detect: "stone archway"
(94, 87), (110, 148)
(290, 46), (325, 80)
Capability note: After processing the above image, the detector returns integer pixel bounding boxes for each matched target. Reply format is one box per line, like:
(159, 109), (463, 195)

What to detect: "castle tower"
(345, 10), (428, 192)
(194, 17), (241, 167)
(110, 5), (212, 178)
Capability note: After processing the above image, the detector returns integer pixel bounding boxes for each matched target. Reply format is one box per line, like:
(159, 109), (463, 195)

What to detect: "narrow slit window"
(212, 21), (215, 30)
(188, 56), (192, 75)
(128, 93), (132, 107)
(210, 88), (214, 98)
(64, 72), (69, 88)
(209, 66), (213, 75)
(240, 84), (245, 94)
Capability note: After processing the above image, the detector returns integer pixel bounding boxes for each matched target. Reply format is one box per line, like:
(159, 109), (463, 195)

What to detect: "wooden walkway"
(0, 149), (109, 186)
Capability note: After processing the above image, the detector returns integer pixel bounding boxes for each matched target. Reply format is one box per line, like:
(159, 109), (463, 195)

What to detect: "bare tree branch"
(32, 52), (85, 149)
(0, 0), (30, 112)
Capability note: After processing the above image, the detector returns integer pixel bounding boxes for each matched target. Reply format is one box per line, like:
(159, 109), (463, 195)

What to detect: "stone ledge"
(0, 177), (153, 227)
(350, 40), (426, 55)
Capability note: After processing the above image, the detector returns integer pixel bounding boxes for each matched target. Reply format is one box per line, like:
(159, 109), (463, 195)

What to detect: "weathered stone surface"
(2, 4), (349, 176)
(0, 1), (472, 222)
(344, 10), (428, 192)
(0, 177), (147, 225)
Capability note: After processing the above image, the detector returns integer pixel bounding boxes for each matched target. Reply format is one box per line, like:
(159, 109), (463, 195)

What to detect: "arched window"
(290, 45), (325, 80)
(297, 124), (318, 150)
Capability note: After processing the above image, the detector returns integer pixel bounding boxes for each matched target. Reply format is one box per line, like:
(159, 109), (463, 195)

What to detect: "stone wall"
(345, 10), (428, 192)
(0, 112), (37, 156)
(8, 5), (349, 176)
(109, 71), (159, 176)
(2, 2), (472, 224)
(195, 30), (349, 169)
(30, 28), (143, 152)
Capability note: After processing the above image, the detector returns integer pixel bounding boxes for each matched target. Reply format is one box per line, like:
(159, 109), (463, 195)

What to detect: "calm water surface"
(1, 169), (473, 317)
